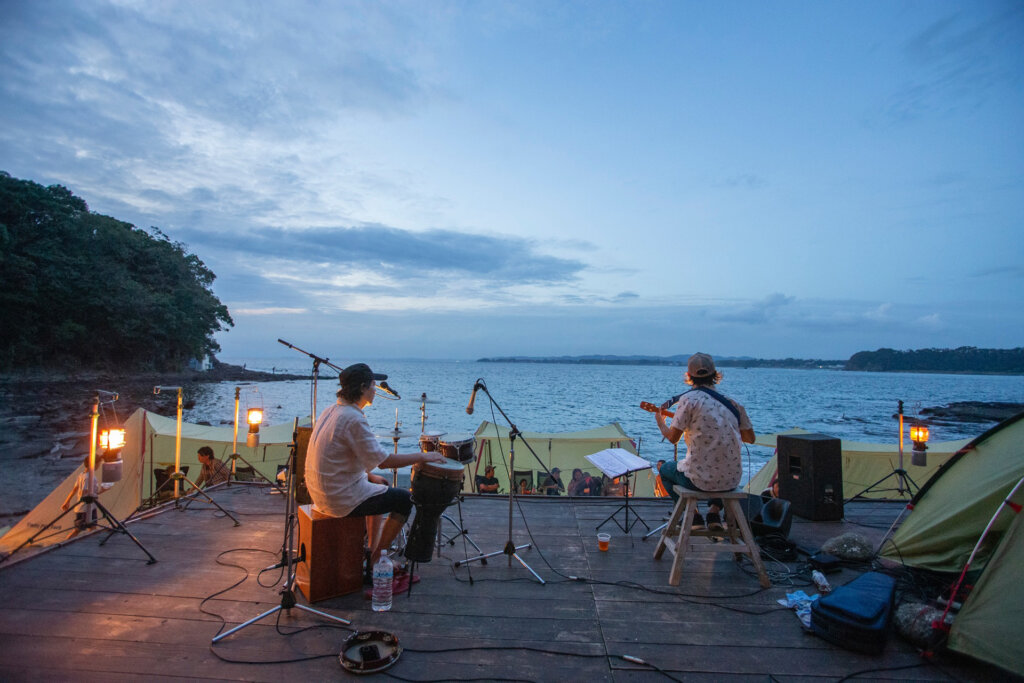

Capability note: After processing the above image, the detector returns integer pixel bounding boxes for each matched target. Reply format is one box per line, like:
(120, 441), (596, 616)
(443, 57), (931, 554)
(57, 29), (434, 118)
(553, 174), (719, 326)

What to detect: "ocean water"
(187, 357), (1024, 482)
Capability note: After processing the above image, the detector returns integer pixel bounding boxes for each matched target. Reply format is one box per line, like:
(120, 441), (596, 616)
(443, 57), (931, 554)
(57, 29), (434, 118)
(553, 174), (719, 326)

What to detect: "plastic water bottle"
(371, 554), (394, 612)
(811, 570), (832, 594)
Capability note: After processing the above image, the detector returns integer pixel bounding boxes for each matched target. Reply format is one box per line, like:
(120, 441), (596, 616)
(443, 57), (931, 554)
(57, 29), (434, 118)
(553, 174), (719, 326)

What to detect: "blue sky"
(2, 1), (1021, 361)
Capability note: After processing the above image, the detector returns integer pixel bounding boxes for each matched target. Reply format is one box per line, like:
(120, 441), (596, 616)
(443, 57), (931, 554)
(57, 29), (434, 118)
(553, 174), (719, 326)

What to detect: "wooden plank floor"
(0, 486), (1007, 681)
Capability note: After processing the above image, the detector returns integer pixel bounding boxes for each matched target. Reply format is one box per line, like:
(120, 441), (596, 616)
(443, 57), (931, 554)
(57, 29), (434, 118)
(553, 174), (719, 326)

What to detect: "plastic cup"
(597, 532), (610, 551)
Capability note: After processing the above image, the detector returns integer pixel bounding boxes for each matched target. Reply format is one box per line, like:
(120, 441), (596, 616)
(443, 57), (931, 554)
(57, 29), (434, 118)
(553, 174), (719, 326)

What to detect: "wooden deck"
(0, 486), (1005, 681)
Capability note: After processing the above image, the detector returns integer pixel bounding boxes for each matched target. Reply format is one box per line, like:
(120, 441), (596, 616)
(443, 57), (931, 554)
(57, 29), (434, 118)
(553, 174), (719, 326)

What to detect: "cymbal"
(416, 396), (441, 404)
(375, 430), (416, 439)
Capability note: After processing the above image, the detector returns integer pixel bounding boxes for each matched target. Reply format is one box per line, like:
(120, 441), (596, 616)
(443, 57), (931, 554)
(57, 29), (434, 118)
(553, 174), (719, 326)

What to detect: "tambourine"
(339, 630), (402, 674)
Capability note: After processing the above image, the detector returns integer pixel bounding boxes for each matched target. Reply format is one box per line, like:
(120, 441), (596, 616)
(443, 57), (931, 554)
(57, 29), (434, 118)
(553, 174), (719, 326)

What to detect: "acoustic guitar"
(639, 401), (674, 419)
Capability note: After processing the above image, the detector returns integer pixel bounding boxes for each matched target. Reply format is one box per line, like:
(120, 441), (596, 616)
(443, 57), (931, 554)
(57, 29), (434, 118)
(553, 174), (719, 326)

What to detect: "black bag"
(810, 571), (896, 654)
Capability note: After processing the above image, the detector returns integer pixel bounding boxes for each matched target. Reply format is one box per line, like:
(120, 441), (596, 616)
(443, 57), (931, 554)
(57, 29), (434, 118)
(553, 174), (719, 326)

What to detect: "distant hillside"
(846, 347), (1024, 374)
(477, 355), (842, 369)
(479, 348), (1024, 374)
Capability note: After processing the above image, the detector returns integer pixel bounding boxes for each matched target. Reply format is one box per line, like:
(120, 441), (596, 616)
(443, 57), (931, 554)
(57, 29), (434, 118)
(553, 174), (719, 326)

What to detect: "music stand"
(590, 448), (652, 533)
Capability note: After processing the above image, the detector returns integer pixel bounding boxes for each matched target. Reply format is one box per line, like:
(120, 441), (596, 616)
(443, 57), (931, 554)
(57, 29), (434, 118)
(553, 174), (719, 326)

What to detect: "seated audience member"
(477, 466), (500, 493)
(196, 446), (230, 488)
(540, 467), (564, 495)
(603, 475), (625, 497)
(567, 468), (587, 496)
(654, 459), (669, 497)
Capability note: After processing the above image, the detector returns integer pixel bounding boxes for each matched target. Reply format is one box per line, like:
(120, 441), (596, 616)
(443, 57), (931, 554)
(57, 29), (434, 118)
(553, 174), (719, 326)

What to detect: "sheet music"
(584, 448), (652, 479)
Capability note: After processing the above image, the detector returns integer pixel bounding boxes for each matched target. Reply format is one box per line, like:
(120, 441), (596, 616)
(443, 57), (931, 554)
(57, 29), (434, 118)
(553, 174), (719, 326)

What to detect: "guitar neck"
(639, 401), (674, 419)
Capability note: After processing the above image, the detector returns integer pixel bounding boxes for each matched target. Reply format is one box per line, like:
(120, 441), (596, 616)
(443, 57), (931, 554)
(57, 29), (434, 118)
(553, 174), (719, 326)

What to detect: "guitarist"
(654, 353), (755, 531)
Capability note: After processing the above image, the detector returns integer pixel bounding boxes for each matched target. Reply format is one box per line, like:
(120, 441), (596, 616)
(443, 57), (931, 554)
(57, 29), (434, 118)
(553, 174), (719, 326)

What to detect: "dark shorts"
(348, 486), (413, 518)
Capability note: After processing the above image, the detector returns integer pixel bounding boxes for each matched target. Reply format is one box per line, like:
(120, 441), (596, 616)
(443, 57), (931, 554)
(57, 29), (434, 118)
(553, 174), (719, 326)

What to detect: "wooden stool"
(295, 504), (365, 602)
(653, 486), (771, 588)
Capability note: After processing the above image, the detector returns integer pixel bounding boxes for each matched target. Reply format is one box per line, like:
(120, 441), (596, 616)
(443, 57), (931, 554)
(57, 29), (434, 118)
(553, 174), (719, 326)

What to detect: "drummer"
(305, 363), (445, 565)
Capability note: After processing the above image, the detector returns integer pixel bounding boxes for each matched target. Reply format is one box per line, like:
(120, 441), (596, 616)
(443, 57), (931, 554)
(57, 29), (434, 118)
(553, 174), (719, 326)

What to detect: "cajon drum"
(295, 504), (365, 602)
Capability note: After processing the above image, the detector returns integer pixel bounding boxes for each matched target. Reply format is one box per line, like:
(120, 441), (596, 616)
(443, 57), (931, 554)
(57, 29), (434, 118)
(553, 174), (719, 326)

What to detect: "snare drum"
(405, 459), (464, 563)
(438, 434), (476, 464)
(418, 430), (445, 452)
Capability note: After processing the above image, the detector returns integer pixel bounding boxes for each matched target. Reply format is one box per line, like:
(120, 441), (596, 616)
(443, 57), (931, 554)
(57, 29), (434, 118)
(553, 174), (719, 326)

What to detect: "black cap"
(338, 363), (387, 389)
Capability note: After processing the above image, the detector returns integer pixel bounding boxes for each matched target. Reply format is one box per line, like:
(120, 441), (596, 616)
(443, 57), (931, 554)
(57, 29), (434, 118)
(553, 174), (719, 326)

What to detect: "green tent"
(880, 412), (1024, 572)
(0, 408), (302, 563)
(947, 493), (1024, 675)
(880, 412), (1024, 675)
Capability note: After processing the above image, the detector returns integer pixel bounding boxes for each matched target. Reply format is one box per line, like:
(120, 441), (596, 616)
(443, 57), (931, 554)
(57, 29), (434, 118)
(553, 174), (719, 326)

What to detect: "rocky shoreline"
(0, 361), (306, 524)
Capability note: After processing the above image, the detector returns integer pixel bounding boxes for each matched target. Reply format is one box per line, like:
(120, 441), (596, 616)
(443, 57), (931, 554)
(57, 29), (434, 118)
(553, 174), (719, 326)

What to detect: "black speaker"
(777, 433), (843, 521)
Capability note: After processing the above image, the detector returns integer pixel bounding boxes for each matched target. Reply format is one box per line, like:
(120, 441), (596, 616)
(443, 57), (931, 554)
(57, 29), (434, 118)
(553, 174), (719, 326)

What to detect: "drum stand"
(437, 494), (483, 560)
(454, 381), (544, 584)
(213, 420), (350, 643)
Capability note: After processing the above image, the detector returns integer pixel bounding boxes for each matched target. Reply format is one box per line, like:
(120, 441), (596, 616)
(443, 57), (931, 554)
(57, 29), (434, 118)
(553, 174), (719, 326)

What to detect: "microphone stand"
(278, 339), (344, 429)
(212, 419), (349, 643)
(455, 380), (546, 584)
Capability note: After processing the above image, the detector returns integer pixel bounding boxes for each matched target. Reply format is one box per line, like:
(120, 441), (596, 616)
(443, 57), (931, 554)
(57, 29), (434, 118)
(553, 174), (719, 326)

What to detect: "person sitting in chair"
(655, 353), (755, 531)
(567, 468), (587, 496)
(196, 446), (231, 488)
(654, 459), (669, 497)
(540, 467), (564, 495)
(477, 466), (500, 493)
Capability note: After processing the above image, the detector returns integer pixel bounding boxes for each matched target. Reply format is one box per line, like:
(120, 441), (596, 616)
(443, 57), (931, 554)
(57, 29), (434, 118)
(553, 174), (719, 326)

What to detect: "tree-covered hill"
(0, 171), (232, 371)
(846, 347), (1024, 374)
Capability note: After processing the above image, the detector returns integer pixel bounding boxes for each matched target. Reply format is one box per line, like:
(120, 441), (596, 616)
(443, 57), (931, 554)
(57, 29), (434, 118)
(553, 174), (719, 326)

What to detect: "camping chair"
(512, 470), (534, 494)
(474, 474), (502, 494)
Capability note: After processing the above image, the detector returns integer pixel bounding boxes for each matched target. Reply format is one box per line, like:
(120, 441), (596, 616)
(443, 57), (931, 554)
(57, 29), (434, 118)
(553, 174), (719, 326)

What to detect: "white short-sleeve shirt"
(670, 388), (752, 491)
(304, 400), (389, 517)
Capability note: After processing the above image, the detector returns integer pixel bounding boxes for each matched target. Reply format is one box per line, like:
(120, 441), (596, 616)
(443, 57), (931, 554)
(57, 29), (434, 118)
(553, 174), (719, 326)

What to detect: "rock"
(820, 532), (874, 561)
(894, 601), (951, 650)
(921, 402), (1024, 424)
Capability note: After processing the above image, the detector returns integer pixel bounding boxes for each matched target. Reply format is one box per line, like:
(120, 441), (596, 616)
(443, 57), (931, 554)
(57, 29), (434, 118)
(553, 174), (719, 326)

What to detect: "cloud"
(710, 292), (794, 324)
(969, 265), (1024, 279)
(178, 224), (585, 286)
(878, 5), (1023, 123)
(233, 307), (309, 316)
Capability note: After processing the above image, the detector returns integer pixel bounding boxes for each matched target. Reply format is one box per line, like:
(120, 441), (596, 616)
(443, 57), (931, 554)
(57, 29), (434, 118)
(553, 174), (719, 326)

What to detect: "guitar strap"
(674, 387), (741, 423)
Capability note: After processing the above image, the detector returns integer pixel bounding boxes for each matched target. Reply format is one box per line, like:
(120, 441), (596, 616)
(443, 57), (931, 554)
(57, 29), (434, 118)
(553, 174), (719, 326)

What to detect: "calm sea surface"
(192, 357), (1024, 482)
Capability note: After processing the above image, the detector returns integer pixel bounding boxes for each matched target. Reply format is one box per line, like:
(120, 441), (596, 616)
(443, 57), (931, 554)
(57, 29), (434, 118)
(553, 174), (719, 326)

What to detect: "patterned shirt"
(670, 389), (752, 491)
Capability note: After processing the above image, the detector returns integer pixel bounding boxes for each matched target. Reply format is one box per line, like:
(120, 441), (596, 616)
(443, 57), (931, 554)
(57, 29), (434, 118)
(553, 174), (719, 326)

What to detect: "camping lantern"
(99, 428), (126, 452)
(246, 408), (263, 448)
(910, 422), (929, 466)
(98, 427), (126, 483)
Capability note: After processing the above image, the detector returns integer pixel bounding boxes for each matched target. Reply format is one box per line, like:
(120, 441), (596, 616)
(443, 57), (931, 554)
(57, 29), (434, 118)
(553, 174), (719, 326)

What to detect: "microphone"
(466, 379), (483, 415)
(378, 381), (400, 399)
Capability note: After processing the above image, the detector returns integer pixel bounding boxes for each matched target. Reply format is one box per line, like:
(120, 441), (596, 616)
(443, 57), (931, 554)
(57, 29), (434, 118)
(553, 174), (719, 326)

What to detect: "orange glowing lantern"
(910, 422), (929, 466)
(246, 408), (263, 448)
